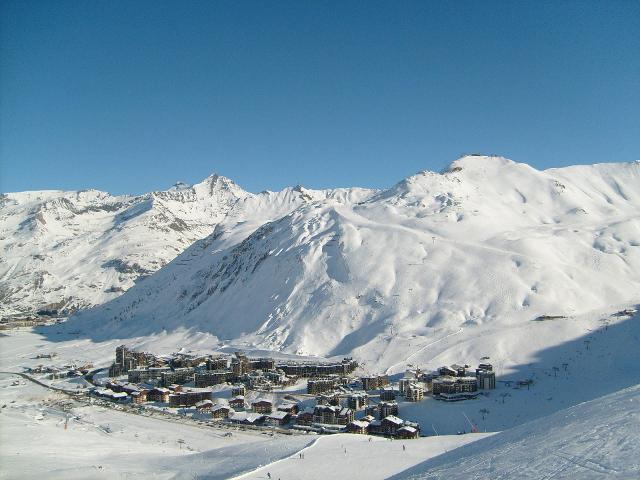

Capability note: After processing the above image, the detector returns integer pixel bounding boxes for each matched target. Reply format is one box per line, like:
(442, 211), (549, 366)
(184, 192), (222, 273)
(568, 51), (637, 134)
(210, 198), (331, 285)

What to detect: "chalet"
(95, 388), (128, 402)
(122, 383), (142, 395)
(346, 420), (369, 435)
(229, 395), (246, 410)
(211, 404), (233, 419)
(380, 415), (404, 436)
(337, 407), (355, 425)
(295, 409), (314, 426)
(130, 390), (148, 404)
(396, 425), (419, 439)
(312, 405), (354, 425)
(106, 381), (125, 392)
(195, 399), (214, 412)
(277, 403), (299, 415)
(147, 387), (171, 403)
(251, 399), (273, 414)
(229, 411), (264, 425)
(313, 405), (336, 424)
(265, 411), (290, 427)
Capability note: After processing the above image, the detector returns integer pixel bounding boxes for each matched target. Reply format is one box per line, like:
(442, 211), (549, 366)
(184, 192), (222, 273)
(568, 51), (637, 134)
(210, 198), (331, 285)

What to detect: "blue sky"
(1, 1), (639, 194)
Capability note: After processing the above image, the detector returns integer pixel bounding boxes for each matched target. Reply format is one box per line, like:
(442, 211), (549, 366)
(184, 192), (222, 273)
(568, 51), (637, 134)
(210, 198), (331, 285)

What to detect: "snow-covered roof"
(268, 411), (289, 420)
(383, 415), (403, 425)
(398, 426), (417, 433)
(212, 404), (232, 412)
(349, 420), (369, 428)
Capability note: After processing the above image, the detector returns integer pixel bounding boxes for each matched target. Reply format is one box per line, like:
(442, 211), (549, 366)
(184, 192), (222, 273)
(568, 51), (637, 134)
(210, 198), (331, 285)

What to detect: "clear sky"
(1, 1), (639, 195)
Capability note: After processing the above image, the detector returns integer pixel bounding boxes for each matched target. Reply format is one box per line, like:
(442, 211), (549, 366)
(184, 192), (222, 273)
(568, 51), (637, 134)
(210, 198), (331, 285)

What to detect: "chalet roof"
(267, 411), (289, 420)
(315, 405), (341, 413)
(383, 415), (403, 425)
(252, 399), (272, 405)
(398, 426), (417, 433)
(212, 404), (232, 412)
(230, 395), (245, 401)
(349, 420), (369, 428)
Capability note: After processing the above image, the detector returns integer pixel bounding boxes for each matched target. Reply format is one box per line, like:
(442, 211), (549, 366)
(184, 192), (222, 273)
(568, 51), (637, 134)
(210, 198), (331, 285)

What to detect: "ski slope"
(391, 384), (640, 480)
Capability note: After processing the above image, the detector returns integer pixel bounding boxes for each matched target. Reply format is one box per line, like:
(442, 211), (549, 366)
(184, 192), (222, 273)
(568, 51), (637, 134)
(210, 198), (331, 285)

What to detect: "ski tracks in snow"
(385, 328), (464, 375)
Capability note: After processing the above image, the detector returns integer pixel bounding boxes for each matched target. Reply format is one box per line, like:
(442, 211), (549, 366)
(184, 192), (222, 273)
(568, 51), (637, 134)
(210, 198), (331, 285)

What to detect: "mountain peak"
(445, 154), (517, 173)
(192, 172), (249, 199)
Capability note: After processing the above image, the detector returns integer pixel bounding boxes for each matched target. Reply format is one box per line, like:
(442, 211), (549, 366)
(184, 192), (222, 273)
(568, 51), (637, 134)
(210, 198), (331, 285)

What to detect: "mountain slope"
(1, 173), (372, 318)
(68, 156), (640, 367)
(391, 383), (640, 480)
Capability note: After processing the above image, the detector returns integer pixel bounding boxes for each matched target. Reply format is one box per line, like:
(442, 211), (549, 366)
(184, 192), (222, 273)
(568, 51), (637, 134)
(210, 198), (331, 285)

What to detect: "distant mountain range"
(4, 155), (635, 366)
(0, 171), (372, 318)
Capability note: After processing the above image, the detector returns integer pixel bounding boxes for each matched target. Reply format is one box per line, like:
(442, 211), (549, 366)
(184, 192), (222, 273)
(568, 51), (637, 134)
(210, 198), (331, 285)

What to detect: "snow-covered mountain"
(66, 156), (640, 367)
(1, 173), (370, 318)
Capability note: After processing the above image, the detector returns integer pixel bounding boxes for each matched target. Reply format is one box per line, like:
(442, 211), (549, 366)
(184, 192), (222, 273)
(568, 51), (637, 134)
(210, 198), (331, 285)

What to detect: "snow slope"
(391, 384), (640, 480)
(67, 156), (640, 366)
(233, 432), (494, 480)
(0, 373), (316, 480)
(0, 174), (373, 318)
